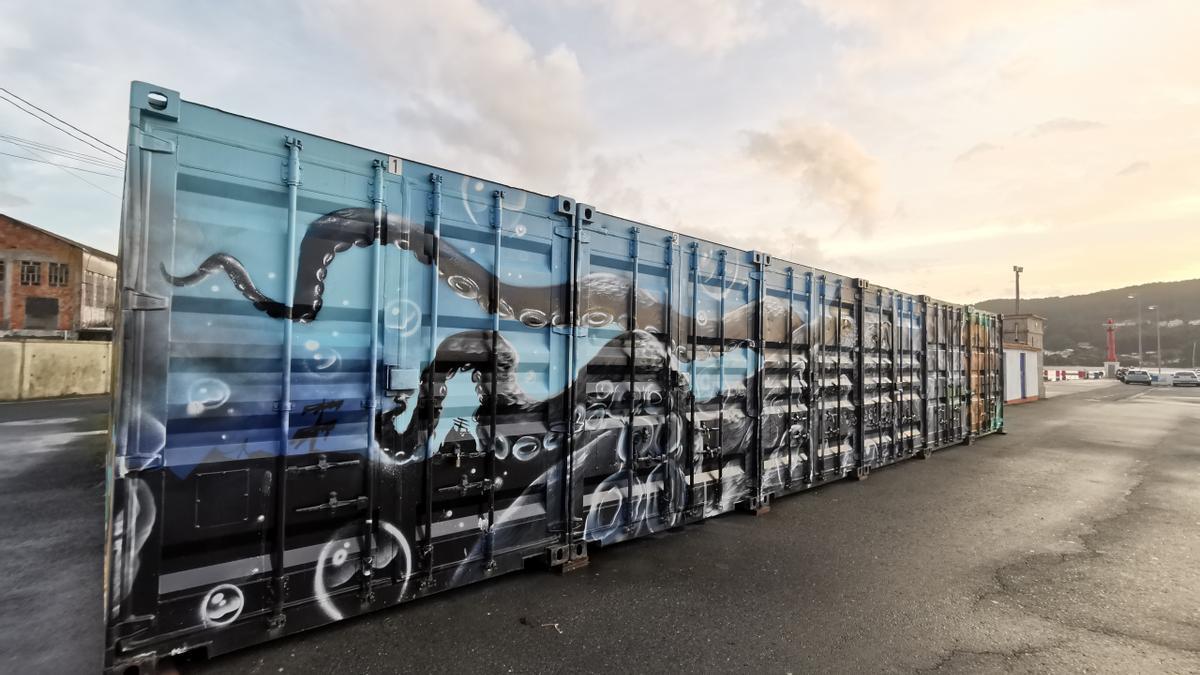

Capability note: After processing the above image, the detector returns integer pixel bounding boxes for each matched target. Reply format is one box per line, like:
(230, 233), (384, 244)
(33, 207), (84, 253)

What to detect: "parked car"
(1123, 369), (1152, 385)
(1172, 371), (1199, 387)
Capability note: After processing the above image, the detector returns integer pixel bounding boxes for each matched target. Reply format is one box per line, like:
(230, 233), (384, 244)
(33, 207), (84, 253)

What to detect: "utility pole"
(1013, 265), (1023, 314)
(1128, 294), (1143, 367)
(1148, 305), (1161, 374)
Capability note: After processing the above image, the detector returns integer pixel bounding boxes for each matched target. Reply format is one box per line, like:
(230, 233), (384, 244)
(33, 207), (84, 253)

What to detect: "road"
(3, 384), (1199, 673)
(0, 395), (109, 674)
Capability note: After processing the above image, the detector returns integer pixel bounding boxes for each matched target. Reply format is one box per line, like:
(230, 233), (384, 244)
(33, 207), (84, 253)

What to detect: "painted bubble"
(187, 378), (231, 416)
(447, 275), (480, 300)
(491, 435), (511, 461)
(385, 299), (422, 337)
(317, 540), (357, 589)
(311, 348), (340, 371)
(518, 308), (548, 328)
(512, 435), (540, 462)
(200, 584), (244, 628)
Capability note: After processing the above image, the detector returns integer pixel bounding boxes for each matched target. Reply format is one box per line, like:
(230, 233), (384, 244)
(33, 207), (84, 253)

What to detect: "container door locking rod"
(624, 227), (640, 531)
(834, 280), (844, 475)
(785, 267), (795, 488)
(270, 136), (302, 630)
(359, 158), (386, 603)
(715, 250), (727, 506)
(806, 274), (817, 485)
(485, 190), (503, 571)
(421, 173), (443, 590)
(660, 235), (676, 521)
(686, 243), (700, 515)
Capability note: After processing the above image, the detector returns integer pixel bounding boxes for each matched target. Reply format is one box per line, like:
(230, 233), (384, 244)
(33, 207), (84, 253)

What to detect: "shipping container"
(104, 82), (1005, 673)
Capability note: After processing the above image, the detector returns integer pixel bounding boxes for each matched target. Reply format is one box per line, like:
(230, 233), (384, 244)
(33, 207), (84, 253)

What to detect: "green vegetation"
(977, 279), (1200, 367)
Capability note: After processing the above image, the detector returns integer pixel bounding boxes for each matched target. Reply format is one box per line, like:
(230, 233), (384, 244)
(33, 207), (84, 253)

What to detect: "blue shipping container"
(103, 82), (1004, 672)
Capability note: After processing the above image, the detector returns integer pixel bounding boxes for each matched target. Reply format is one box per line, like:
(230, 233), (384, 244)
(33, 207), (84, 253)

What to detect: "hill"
(976, 279), (1200, 367)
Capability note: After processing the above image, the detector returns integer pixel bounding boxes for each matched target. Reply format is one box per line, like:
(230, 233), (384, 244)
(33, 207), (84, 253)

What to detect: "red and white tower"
(1104, 318), (1119, 377)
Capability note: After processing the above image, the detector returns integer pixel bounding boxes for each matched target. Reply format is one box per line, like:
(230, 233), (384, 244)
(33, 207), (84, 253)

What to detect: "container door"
(812, 275), (858, 479)
(380, 175), (571, 590)
(759, 265), (810, 494)
(900, 295), (925, 455)
(573, 220), (679, 544)
(862, 287), (893, 466)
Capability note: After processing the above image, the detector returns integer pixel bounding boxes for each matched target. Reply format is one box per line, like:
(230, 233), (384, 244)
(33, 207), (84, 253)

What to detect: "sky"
(0, 0), (1197, 303)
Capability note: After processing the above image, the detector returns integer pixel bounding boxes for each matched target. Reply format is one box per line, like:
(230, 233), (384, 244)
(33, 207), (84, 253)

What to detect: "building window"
(48, 262), (69, 287)
(20, 261), (41, 286)
(0, 260), (5, 283)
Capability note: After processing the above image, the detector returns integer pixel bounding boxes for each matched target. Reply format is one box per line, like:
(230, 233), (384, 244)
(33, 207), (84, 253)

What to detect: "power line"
(0, 134), (124, 171)
(0, 150), (123, 177)
(0, 87), (124, 157)
(0, 149), (122, 199)
(0, 92), (125, 162)
(0, 133), (124, 167)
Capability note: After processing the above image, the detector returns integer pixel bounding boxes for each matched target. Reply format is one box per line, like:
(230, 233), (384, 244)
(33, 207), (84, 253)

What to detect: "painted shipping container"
(104, 82), (1005, 673)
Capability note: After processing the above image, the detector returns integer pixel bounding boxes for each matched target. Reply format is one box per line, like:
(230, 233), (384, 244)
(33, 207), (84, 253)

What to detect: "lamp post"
(1128, 294), (1143, 366)
(1013, 266), (1023, 314)
(1147, 305), (1161, 375)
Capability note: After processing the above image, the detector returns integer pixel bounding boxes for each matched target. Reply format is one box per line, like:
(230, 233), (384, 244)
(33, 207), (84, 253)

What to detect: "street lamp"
(1147, 305), (1161, 374)
(1013, 266), (1023, 314)
(1128, 294), (1143, 366)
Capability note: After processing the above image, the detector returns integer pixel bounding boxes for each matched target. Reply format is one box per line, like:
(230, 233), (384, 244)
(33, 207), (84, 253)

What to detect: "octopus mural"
(105, 86), (1003, 675)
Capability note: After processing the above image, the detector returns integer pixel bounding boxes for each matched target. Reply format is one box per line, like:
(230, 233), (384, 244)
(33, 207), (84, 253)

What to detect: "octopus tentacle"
(162, 207), (809, 347)
(160, 254), (289, 318)
(290, 208), (377, 321)
(387, 330), (544, 455)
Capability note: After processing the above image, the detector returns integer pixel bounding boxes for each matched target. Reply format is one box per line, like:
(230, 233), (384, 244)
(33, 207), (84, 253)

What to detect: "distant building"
(0, 213), (117, 339)
(1003, 313), (1044, 350)
(1003, 313), (1046, 403)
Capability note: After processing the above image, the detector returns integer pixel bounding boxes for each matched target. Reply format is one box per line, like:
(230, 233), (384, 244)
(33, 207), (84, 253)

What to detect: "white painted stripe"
(583, 479), (665, 507)
(157, 537), (358, 594)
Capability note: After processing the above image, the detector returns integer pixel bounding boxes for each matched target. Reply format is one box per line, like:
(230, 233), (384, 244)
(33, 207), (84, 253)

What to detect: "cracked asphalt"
(4, 383), (1199, 673)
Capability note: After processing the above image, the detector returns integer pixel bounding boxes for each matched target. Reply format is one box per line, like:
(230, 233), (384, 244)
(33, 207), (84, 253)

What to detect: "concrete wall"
(0, 339), (112, 400)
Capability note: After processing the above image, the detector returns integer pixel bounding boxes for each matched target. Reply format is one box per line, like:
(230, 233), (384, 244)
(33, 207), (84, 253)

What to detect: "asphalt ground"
(0, 395), (109, 674)
(3, 382), (1199, 673)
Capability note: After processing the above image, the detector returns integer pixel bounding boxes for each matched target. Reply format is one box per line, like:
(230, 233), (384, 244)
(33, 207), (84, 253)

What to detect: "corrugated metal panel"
(103, 82), (1005, 672)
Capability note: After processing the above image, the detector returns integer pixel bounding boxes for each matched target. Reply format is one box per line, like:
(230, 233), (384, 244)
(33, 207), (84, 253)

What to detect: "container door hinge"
(113, 613), (156, 643)
(132, 128), (176, 154)
(123, 289), (168, 311)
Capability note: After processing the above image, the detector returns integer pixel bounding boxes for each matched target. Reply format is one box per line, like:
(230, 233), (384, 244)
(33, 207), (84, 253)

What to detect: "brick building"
(0, 213), (117, 339)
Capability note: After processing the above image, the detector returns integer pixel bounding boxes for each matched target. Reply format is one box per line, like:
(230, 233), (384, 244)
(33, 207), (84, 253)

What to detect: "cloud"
(1028, 117), (1104, 137)
(801, 0), (1084, 72)
(743, 121), (883, 234)
(955, 142), (1000, 163)
(1117, 160), (1150, 176)
(0, 192), (31, 207)
(582, 152), (649, 219)
(595, 0), (768, 55)
(0, 160), (31, 207)
(823, 222), (1046, 255)
(302, 0), (591, 189)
